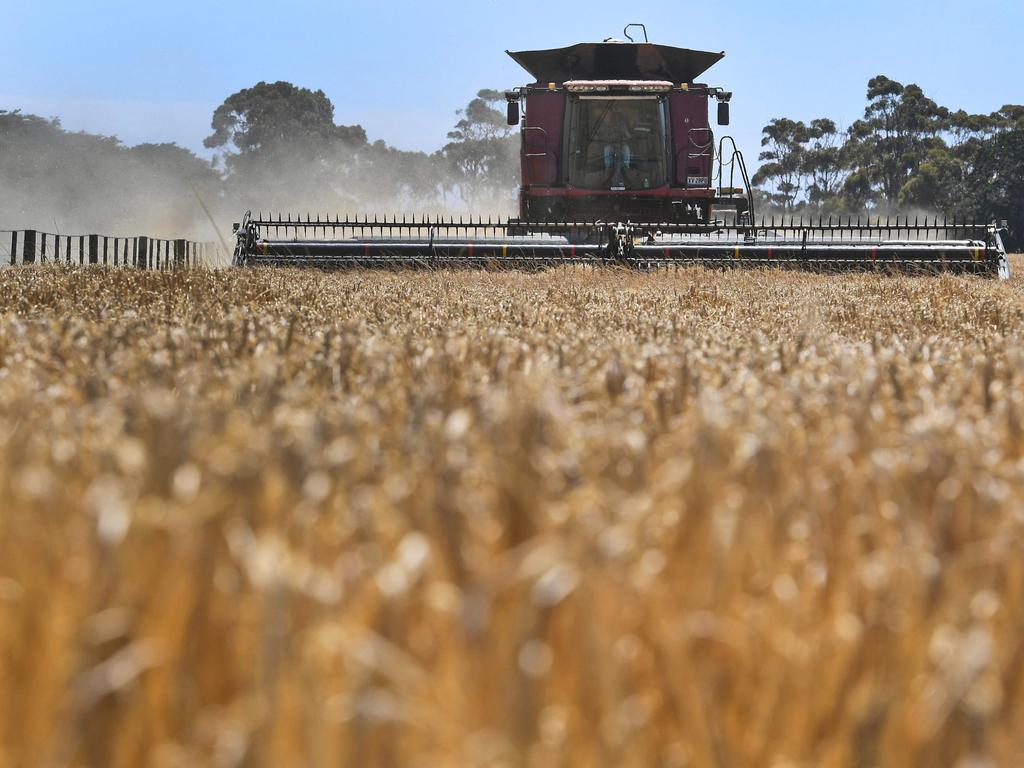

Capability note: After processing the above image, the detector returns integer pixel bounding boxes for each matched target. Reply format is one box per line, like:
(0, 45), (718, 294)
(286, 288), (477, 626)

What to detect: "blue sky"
(3, 0), (1022, 166)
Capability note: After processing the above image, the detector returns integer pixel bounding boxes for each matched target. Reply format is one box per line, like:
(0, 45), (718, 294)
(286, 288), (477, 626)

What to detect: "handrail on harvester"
(717, 135), (754, 226)
(622, 23), (649, 43)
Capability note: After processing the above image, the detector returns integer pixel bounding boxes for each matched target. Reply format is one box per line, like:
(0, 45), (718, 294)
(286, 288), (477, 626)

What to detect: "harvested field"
(2, 261), (1024, 767)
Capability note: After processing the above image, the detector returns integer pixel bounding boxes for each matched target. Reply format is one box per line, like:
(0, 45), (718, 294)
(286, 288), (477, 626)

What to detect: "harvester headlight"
(565, 83), (610, 92)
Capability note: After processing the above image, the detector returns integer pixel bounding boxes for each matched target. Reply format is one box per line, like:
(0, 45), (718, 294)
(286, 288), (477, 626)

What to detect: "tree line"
(2, 76), (1022, 246)
(751, 75), (1024, 246)
(203, 81), (518, 212)
(0, 82), (518, 238)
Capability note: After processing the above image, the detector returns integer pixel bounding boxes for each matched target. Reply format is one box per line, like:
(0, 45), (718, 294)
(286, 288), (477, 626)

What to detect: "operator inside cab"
(602, 113), (633, 188)
(567, 97), (668, 191)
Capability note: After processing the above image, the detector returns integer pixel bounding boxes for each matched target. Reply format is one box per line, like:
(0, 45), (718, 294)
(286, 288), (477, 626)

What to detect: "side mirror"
(507, 100), (520, 126)
(717, 101), (730, 126)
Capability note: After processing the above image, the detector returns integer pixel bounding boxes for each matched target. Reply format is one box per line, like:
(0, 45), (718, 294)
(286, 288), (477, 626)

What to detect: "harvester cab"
(232, 25), (1009, 278)
(504, 29), (752, 232)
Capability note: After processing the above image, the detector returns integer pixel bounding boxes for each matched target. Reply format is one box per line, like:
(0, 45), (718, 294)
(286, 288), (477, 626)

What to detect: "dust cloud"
(0, 110), (518, 264)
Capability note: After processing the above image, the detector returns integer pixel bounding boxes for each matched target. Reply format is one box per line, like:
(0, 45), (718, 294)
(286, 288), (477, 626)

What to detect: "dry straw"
(1, 260), (1024, 767)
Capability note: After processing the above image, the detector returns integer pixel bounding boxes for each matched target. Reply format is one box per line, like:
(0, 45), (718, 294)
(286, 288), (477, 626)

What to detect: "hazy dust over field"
(2, 263), (1024, 766)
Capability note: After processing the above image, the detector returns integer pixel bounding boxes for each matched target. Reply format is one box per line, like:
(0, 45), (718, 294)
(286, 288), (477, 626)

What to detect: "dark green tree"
(204, 81), (375, 211)
(442, 89), (518, 208)
(204, 81), (366, 163)
(841, 76), (950, 209)
(898, 104), (1024, 220)
(751, 118), (845, 211)
(969, 126), (1024, 249)
(897, 144), (967, 212)
(203, 81), (453, 212)
(750, 118), (808, 211)
(802, 119), (846, 207)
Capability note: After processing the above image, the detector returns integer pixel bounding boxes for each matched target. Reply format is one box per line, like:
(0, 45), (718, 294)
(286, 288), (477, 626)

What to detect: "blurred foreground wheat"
(2, 262), (1024, 767)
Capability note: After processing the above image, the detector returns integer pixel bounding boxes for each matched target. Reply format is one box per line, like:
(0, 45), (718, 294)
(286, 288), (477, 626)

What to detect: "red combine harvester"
(505, 24), (751, 232)
(233, 25), (1009, 278)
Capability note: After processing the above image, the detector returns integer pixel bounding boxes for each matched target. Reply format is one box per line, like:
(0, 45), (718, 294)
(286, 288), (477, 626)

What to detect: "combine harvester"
(233, 25), (1010, 278)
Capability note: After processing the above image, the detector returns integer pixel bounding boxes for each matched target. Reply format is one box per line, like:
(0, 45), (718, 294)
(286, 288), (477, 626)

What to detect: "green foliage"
(205, 81), (366, 158)
(200, 82), (519, 211)
(203, 81), (373, 208)
(442, 89), (518, 207)
(752, 76), (1024, 245)
(803, 119), (845, 206)
(751, 117), (844, 211)
(751, 118), (806, 210)
(965, 128), (1024, 249)
(842, 77), (950, 208)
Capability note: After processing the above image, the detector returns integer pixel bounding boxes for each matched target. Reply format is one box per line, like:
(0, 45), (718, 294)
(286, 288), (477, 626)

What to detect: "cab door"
(669, 91), (712, 189)
(522, 92), (564, 187)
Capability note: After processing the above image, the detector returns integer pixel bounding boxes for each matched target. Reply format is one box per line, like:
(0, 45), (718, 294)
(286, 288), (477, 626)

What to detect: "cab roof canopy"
(506, 42), (724, 84)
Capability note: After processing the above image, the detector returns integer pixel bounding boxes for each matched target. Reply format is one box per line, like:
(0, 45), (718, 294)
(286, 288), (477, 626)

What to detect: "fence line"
(0, 230), (219, 268)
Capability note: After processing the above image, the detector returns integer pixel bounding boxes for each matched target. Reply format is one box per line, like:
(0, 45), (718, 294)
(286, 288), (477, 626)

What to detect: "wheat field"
(2, 261), (1024, 767)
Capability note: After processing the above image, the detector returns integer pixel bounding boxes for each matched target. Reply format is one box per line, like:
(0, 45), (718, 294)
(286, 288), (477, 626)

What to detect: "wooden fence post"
(78, 236), (85, 265)
(138, 237), (149, 269)
(88, 235), (99, 265)
(66, 236), (72, 264)
(9, 232), (16, 266)
(39, 233), (47, 263)
(174, 239), (186, 268)
(22, 230), (36, 264)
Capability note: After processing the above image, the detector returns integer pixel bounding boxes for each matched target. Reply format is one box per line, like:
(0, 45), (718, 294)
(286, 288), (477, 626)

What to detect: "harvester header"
(232, 25), (1010, 279)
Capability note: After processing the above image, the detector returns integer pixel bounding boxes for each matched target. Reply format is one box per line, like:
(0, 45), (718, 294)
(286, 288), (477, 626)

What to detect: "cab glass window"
(567, 97), (668, 190)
